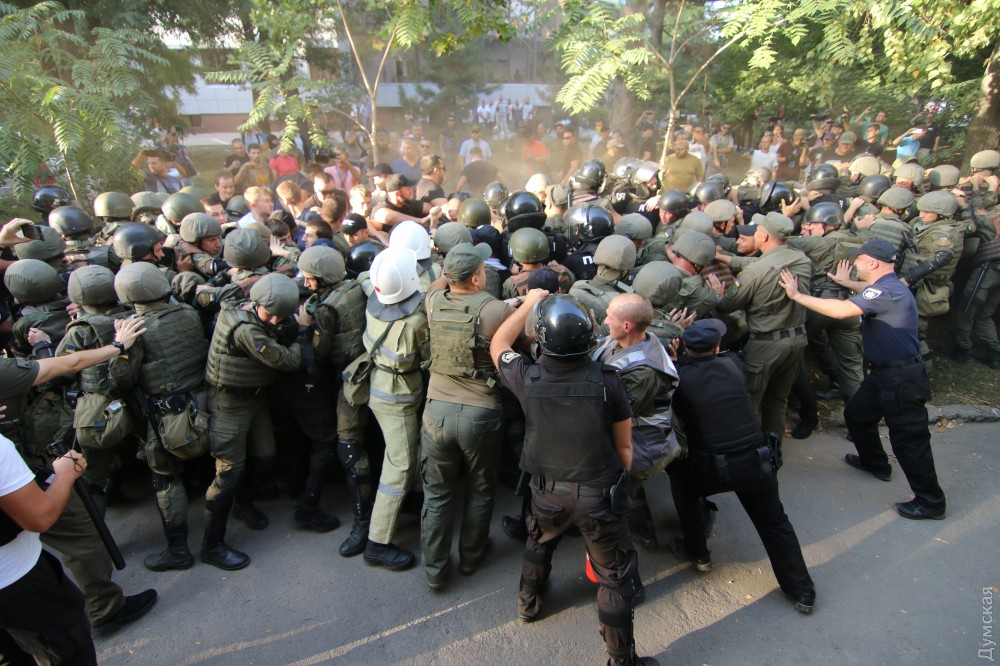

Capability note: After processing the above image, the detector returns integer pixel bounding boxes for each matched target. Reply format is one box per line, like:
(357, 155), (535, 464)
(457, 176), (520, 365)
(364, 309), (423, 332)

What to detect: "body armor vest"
(13, 301), (72, 356)
(900, 219), (963, 284)
(483, 265), (501, 299)
(135, 304), (208, 396)
(314, 279), (366, 367)
(205, 305), (279, 388)
(569, 277), (631, 325)
(595, 333), (679, 473)
(428, 290), (495, 379)
(863, 214), (910, 258)
(68, 307), (132, 393)
(647, 314), (683, 348)
(520, 361), (620, 483)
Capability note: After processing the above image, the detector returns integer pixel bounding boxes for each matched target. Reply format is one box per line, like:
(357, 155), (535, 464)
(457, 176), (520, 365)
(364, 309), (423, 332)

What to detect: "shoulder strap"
(367, 320), (396, 361)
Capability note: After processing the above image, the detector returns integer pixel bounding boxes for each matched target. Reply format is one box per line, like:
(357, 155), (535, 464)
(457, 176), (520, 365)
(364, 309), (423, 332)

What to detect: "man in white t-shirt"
(0, 429), (95, 663)
(748, 134), (779, 172)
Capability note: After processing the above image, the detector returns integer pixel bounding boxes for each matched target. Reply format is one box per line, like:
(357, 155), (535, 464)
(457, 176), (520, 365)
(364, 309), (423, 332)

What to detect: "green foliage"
(211, 0), (515, 158)
(0, 1), (168, 197)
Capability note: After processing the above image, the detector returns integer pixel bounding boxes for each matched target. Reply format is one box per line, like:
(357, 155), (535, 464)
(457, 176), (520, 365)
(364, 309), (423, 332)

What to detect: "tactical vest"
(520, 361), (621, 483)
(900, 219), (963, 284)
(13, 302), (72, 356)
(315, 280), (366, 367)
(428, 290), (495, 380)
(205, 305), (279, 388)
(595, 334), (679, 474)
(483, 264), (501, 299)
(636, 236), (667, 266)
(569, 278), (631, 324)
(647, 314), (683, 348)
(832, 231), (865, 266)
(136, 304), (208, 396)
(67, 307), (132, 393)
(863, 215), (910, 258)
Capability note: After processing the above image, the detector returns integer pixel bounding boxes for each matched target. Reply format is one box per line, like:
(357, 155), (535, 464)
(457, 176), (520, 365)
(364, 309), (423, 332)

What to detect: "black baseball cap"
(683, 318), (727, 352)
(368, 163), (393, 177)
(848, 239), (897, 262)
(385, 174), (412, 192)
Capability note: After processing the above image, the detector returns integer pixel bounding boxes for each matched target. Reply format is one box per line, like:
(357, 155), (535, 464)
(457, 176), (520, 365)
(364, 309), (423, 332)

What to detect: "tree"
(0, 1), (171, 198)
(551, 0), (1000, 169)
(209, 0), (514, 165)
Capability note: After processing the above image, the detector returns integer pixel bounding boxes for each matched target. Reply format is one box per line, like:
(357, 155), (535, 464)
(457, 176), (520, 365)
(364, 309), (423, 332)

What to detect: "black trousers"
(520, 484), (638, 661)
(0, 550), (96, 665)
(844, 363), (945, 509)
(668, 459), (815, 598)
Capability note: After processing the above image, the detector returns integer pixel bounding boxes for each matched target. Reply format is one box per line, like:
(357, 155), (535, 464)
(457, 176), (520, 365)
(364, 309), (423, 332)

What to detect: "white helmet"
(370, 247), (419, 305)
(525, 173), (550, 194)
(388, 220), (431, 260)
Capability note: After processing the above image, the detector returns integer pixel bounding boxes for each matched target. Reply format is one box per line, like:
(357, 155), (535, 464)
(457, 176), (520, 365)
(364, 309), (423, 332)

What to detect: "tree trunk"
(961, 39), (1000, 175)
(649, 0), (667, 53)
(608, 78), (635, 151)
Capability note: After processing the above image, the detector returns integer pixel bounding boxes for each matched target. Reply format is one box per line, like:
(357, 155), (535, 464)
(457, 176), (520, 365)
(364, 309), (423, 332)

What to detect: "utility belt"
(536, 477), (610, 498)
(687, 433), (782, 486)
(214, 385), (265, 397)
(373, 363), (422, 377)
(152, 392), (195, 415)
(811, 286), (848, 299)
(865, 355), (922, 371)
(750, 325), (806, 342)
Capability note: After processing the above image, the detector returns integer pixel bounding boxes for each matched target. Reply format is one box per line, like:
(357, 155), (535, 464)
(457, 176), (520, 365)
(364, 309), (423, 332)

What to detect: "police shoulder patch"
(499, 351), (520, 365)
(862, 287), (883, 300)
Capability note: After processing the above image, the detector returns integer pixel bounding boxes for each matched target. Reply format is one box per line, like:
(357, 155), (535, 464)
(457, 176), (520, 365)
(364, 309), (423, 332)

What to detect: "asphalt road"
(90, 421), (999, 665)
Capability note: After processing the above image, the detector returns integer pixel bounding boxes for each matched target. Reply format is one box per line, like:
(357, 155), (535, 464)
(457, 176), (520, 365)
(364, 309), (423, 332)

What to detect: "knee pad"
(337, 439), (364, 470)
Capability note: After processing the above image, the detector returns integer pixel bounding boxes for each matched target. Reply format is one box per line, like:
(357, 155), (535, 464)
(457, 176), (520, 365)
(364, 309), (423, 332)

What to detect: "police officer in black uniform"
(779, 239), (946, 520)
(667, 319), (816, 614)
(490, 291), (656, 666)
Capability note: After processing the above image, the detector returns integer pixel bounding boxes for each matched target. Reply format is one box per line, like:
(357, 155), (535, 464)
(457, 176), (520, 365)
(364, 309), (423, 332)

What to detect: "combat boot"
(233, 456), (274, 530)
(294, 493), (341, 532)
(338, 440), (374, 557)
(144, 524), (195, 572)
(201, 499), (250, 571)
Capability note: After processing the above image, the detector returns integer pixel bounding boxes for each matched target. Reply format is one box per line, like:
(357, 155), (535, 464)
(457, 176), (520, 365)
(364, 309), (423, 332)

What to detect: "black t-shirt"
(810, 147), (841, 165)
(372, 199), (425, 232)
(460, 160), (500, 196)
(561, 142), (583, 176)
(638, 136), (657, 158)
(415, 177), (446, 204)
(919, 124), (940, 150)
(224, 153), (250, 170)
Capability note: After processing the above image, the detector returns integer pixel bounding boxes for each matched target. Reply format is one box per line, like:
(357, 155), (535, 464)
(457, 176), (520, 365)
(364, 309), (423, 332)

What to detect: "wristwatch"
(111, 341), (126, 355)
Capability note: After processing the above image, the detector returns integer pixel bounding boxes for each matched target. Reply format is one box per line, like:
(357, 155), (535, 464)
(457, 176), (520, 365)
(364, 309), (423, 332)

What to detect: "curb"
(819, 403), (1000, 429)
(928, 404), (1000, 423)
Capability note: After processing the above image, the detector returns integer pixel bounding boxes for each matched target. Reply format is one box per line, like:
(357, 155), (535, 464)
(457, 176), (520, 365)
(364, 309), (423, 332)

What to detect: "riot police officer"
(490, 292), (656, 666)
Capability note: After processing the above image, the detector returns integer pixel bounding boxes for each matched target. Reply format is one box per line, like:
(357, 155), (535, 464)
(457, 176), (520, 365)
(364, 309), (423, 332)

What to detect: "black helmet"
(48, 206), (93, 238)
(692, 180), (725, 205)
(32, 186), (72, 215)
(859, 174), (892, 201)
(162, 192), (201, 224)
(657, 189), (691, 217)
(471, 224), (503, 259)
(706, 172), (731, 191)
(458, 199), (492, 228)
(502, 191), (546, 232)
(534, 295), (597, 357)
(807, 164), (840, 191)
(611, 157), (639, 181)
(803, 201), (844, 228)
(345, 241), (382, 279)
(570, 160), (606, 192)
(758, 182), (796, 213)
(566, 203), (614, 244)
(112, 223), (164, 262)
(483, 182), (509, 210)
(225, 195), (250, 221)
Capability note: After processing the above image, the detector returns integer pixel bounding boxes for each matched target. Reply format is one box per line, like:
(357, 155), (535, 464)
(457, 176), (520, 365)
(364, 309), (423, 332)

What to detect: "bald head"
(608, 293), (654, 332)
